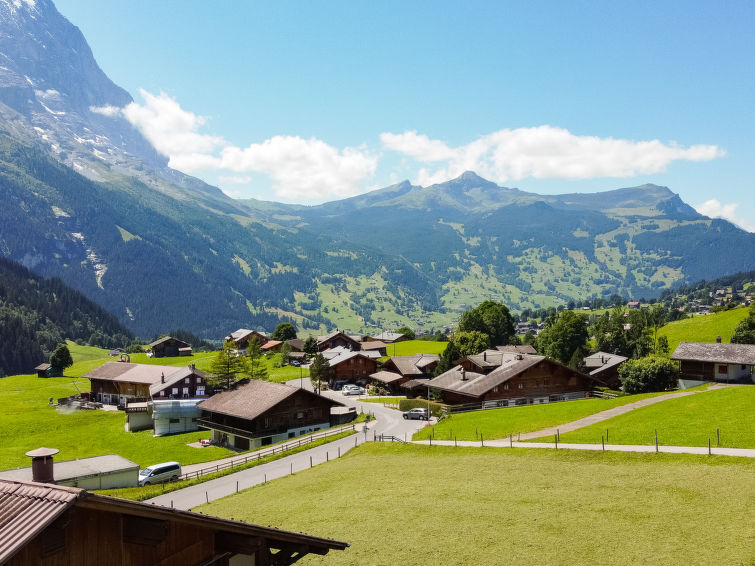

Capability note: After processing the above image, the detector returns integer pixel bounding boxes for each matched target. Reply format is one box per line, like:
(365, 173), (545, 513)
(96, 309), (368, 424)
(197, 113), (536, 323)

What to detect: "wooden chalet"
(370, 331), (409, 344)
(365, 354), (439, 394)
(360, 341), (387, 357)
(0, 479), (347, 566)
(583, 351), (628, 389)
(316, 331), (361, 352)
(34, 363), (51, 378)
(322, 351), (378, 387)
(261, 340), (283, 353)
(671, 342), (755, 384)
(85, 362), (209, 406)
(198, 380), (344, 450)
(226, 329), (268, 350)
(148, 336), (192, 358)
(428, 355), (603, 405)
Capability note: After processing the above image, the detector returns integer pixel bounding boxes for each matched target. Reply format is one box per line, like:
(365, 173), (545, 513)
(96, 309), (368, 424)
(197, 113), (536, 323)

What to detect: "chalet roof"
(261, 340), (282, 350)
(671, 342), (755, 365)
(496, 345), (537, 355)
(198, 380), (343, 421)
(149, 366), (208, 396)
(287, 338), (305, 351)
(226, 329), (267, 343)
(371, 332), (406, 343)
(584, 351), (628, 375)
(428, 355), (594, 398)
(465, 350), (509, 370)
(34, 363), (51, 371)
(384, 354), (440, 376)
(85, 362), (200, 389)
(0, 455), (138, 484)
(317, 330), (361, 345)
(402, 378), (432, 390)
(0, 479), (347, 564)
(360, 341), (387, 351)
(325, 351), (378, 367)
(368, 371), (404, 384)
(148, 336), (190, 348)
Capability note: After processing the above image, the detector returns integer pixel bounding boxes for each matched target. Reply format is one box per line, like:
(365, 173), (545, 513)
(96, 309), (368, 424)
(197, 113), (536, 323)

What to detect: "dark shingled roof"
(671, 342), (755, 365)
(148, 336), (190, 348)
(0, 479), (347, 564)
(198, 380), (343, 421)
(496, 345), (538, 355)
(584, 351), (628, 376)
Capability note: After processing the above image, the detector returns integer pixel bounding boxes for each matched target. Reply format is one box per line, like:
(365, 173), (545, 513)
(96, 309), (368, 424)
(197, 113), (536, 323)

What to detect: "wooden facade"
(327, 354), (377, 385)
(149, 337), (191, 358)
(1, 480), (346, 566)
(317, 332), (361, 352)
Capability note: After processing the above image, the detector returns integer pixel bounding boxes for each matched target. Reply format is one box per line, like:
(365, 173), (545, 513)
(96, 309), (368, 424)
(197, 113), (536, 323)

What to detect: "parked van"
(138, 461), (181, 486)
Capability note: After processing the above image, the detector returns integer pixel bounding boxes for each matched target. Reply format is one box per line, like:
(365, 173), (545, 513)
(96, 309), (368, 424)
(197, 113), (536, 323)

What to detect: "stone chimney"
(26, 447), (59, 483)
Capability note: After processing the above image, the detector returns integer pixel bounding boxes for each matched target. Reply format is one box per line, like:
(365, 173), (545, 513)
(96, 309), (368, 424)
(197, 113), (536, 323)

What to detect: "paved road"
(146, 380), (428, 510)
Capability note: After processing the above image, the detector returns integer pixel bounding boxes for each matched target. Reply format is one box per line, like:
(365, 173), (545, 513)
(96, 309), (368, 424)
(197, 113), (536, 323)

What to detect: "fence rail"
(376, 434), (406, 443)
(179, 423), (356, 481)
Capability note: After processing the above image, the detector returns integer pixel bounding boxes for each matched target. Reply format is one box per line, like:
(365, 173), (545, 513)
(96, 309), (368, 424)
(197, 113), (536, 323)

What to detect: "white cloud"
(112, 90), (376, 201)
(90, 104), (121, 117)
(218, 175), (253, 185)
(695, 199), (754, 232)
(381, 126), (725, 185)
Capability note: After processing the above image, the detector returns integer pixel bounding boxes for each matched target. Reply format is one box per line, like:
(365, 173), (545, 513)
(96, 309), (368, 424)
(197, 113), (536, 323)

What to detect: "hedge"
(399, 399), (445, 417)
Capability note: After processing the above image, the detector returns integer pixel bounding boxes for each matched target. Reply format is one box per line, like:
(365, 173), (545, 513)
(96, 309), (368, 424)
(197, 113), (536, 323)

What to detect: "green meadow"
(658, 306), (749, 353)
(199, 443), (755, 566)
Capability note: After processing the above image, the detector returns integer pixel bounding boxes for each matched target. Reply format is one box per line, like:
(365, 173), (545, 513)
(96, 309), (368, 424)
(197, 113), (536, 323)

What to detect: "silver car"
(341, 384), (365, 396)
(403, 408), (429, 420)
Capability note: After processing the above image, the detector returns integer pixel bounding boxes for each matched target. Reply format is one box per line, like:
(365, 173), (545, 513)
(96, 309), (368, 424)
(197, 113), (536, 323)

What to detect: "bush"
(399, 399), (444, 417)
(619, 356), (679, 394)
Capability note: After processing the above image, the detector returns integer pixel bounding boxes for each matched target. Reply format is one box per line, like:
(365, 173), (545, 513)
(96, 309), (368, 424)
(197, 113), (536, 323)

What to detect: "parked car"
(291, 360), (300, 366)
(341, 384), (365, 396)
(403, 408), (429, 420)
(138, 461), (181, 486)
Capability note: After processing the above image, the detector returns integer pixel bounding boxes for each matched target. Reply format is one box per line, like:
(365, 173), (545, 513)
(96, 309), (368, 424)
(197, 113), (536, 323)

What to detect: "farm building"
(428, 355), (603, 406)
(0, 478), (347, 565)
(225, 328), (268, 350)
(148, 336), (192, 357)
(85, 362), (209, 406)
(197, 380), (345, 451)
(366, 354), (439, 394)
(321, 350), (378, 387)
(0, 449), (138, 490)
(317, 330), (362, 352)
(671, 342), (755, 386)
(369, 331), (410, 343)
(583, 351), (628, 389)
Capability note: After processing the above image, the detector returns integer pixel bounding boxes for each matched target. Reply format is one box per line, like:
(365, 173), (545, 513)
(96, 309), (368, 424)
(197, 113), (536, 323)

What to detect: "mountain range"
(1, 0), (754, 339)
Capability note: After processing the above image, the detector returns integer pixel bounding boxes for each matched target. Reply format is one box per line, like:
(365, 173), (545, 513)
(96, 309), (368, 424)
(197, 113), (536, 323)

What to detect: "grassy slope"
(659, 307), (749, 353)
(198, 444), (754, 566)
(556, 386), (755, 448)
(413, 391), (672, 441)
(0, 374), (234, 469)
(382, 340), (448, 357)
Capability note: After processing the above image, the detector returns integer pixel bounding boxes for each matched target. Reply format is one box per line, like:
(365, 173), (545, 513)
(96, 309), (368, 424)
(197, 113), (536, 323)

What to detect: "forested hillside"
(0, 258), (133, 376)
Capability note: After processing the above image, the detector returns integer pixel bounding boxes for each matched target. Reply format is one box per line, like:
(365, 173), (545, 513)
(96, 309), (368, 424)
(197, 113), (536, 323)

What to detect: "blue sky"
(55, 0), (754, 230)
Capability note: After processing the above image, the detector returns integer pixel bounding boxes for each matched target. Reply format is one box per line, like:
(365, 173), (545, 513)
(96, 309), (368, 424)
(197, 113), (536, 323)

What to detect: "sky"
(54, 0), (755, 231)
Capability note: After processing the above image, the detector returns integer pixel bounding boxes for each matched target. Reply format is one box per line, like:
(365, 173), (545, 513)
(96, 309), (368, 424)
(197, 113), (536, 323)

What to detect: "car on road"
(403, 408), (430, 420)
(138, 461), (181, 486)
(341, 384), (365, 396)
(291, 360), (300, 366)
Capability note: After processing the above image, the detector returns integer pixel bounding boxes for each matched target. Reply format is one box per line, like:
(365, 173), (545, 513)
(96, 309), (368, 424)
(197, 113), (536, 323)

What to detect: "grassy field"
(555, 385), (755, 448)
(0, 374), (234, 469)
(198, 443), (754, 565)
(658, 307), (749, 353)
(382, 339), (448, 357)
(413, 391), (674, 441)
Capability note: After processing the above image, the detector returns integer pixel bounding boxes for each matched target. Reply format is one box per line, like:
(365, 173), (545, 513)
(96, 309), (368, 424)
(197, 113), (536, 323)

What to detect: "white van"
(138, 461), (181, 486)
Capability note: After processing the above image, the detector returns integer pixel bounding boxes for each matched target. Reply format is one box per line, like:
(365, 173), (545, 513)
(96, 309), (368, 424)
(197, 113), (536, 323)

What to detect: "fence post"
(602, 435), (605, 451)
(510, 434), (513, 448)
(557, 429), (560, 442)
(264, 474), (266, 483)
(327, 451), (329, 462)
(481, 433), (484, 447)
(554, 434), (558, 449)
(236, 481), (239, 492)
(310, 456), (313, 468)
(518, 432), (520, 442)
(455, 436), (457, 447)
(338, 447), (341, 458)
(717, 428), (720, 447)
(205, 491), (209, 503)
(655, 429), (658, 453)
(708, 438), (711, 455)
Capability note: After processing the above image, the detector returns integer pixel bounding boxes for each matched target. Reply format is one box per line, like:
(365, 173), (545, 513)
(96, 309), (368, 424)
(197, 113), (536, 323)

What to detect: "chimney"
(26, 447), (59, 483)
(461, 368), (467, 381)
(516, 354), (523, 361)
(716, 336), (722, 343)
(483, 352), (487, 362)
(161, 372), (165, 383)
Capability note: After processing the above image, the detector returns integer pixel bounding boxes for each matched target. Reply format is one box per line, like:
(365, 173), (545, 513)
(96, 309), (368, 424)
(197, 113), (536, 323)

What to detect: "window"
(518, 383), (524, 390)
(172, 387), (178, 394)
(503, 383), (509, 390)
(159, 390), (165, 396)
(185, 378), (190, 384)
(169, 418), (179, 424)
(719, 365), (728, 374)
(493, 386), (499, 392)
(296, 411), (304, 419)
(196, 386), (205, 396)
(196, 377), (202, 383)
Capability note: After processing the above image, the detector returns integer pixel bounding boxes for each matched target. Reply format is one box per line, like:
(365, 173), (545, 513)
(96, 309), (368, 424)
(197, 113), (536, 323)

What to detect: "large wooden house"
(0, 479), (347, 565)
(428, 355), (603, 406)
(197, 380), (344, 450)
(317, 331), (361, 352)
(583, 351), (628, 389)
(226, 329), (268, 350)
(148, 336), (192, 358)
(85, 362), (209, 406)
(322, 351), (378, 387)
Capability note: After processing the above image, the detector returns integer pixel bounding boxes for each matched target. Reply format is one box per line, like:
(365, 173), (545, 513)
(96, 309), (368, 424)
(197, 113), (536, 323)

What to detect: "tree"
(457, 300), (516, 346)
(434, 340), (461, 376)
(536, 311), (589, 368)
(279, 341), (292, 366)
(302, 335), (318, 356)
(731, 303), (755, 344)
(309, 353), (330, 394)
(453, 331), (490, 357)
(209, 341), (248, 389)
(49, 343), (73, 376)
(271, 322), (297, 341)
(618, 356), (678, 394)
(246, 338), (268, 380)
(396, 326), (416, 340)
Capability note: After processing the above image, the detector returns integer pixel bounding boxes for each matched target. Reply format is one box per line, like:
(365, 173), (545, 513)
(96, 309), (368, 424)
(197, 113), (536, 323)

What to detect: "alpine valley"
(1, 0), (754, 339)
